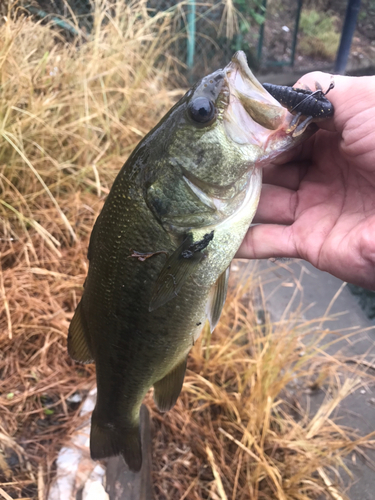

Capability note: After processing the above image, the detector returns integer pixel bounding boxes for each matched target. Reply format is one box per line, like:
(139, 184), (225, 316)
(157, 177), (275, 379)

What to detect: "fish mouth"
(223, 51), (291, 146)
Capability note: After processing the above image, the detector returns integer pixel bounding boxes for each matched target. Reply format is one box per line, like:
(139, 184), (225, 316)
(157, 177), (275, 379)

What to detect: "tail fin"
(90, 415), (142, 472)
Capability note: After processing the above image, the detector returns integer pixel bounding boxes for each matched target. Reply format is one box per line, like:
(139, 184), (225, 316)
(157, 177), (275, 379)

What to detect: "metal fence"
(18, 0), (358, 77)
(20, 0), (265, 78)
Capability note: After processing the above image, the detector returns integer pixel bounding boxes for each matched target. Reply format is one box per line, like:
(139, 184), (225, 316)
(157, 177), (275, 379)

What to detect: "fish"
(68, 51), (317, 472)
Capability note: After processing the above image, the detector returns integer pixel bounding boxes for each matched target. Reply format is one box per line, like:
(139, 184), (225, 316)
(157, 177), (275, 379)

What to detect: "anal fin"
(206, 266), (230, 333)
(68, 301), (94, 363)
(153, 357), (187, 412)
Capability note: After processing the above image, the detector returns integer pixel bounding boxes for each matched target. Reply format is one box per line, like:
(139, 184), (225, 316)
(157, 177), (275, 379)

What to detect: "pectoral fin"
(68, 301), (94, 363)
(149, 231), (214, 312)
(206, 266), (230, 333)
(153, 357), (188, 412)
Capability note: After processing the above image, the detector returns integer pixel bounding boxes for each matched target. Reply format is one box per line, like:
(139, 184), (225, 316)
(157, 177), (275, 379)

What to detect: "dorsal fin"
(68, 301), (94, 363)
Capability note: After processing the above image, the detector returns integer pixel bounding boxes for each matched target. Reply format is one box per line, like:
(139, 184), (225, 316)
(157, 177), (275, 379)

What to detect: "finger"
(236, 224), (299, 260)
(263, 160), (310, 190)
(253, 185), (297, 224)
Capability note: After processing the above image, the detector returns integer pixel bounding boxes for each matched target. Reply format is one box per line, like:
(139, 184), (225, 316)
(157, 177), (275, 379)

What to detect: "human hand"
(236, 72), (375, 290)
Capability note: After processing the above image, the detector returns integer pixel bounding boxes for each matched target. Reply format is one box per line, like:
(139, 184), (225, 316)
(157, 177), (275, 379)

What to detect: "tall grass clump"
(0, 0), (181, 255)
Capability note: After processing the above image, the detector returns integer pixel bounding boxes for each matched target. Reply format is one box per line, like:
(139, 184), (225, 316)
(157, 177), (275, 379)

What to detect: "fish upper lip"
(221, 51), (293, 145)
(225, 51), (265, 94)
(224, 50), (277, 103)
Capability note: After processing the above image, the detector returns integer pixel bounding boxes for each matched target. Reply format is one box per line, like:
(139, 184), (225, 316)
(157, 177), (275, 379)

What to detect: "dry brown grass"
(0, 2), (374, 500)
(0, 0), (180, 252)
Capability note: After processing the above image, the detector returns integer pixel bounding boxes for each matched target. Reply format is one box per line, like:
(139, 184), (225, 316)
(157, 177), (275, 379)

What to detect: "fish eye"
(188, 97), (215, 124)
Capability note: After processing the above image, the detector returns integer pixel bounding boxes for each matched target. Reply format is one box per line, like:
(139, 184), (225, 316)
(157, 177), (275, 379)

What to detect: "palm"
(237, 73), (375, 289)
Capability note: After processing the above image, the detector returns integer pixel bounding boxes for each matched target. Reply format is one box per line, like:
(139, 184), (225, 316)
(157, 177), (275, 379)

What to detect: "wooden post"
(105, 405), (154, 500)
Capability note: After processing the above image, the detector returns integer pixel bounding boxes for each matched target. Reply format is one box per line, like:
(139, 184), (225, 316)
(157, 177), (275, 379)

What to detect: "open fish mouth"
(223, 51), (292, 146)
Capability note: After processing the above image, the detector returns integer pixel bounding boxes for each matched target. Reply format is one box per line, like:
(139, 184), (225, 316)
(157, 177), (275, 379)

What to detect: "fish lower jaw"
(215, 166), (262, 230)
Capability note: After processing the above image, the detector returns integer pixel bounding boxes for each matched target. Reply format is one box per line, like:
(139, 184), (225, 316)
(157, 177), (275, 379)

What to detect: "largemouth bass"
(68, 51), (316, 471)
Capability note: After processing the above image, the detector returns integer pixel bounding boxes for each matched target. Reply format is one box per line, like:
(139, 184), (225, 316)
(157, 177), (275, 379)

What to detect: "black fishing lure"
(263, 81), (334, 136)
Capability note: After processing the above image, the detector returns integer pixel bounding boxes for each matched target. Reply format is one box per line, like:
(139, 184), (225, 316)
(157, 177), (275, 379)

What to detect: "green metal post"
(257, 0), (267, 62)
(290, 0), (303, 66)
(187, 0), (196, 74)
(334, 0), (362, 74)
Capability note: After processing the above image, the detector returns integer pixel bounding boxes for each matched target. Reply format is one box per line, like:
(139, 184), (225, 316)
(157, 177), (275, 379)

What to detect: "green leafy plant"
(298, 9), (340, 60)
